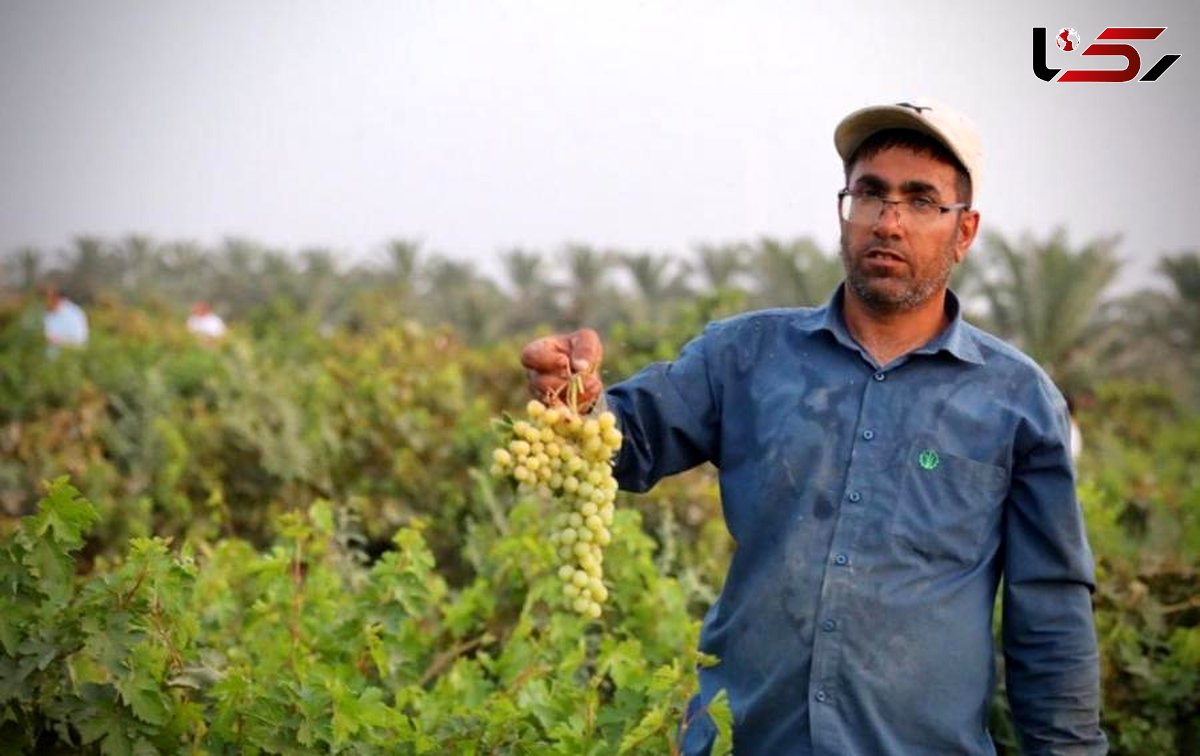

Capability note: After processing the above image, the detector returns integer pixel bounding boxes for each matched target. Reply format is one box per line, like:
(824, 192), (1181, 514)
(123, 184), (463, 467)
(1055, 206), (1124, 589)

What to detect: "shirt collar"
(812, 284), (985, 366)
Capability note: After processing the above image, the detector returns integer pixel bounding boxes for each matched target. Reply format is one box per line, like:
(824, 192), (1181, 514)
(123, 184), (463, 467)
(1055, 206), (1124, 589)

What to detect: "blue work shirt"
(607, 286), (1106, 755)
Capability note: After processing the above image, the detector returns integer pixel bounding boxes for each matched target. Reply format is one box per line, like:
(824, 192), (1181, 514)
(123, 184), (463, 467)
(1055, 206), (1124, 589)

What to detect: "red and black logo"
(1033, 27), (1181, 82)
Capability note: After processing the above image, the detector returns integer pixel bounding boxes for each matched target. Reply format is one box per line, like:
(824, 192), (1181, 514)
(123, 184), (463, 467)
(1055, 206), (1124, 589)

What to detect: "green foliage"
(2, 479), (714, 753)
(7, 234), (1200, 751)
(1077, 385), (1200, 754)
(1, 478), (200, 754)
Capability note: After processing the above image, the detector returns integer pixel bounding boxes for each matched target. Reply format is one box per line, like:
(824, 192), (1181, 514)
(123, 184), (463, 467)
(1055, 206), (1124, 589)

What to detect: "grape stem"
(548, 369), (587, 416)
(565, 372), (584, 416)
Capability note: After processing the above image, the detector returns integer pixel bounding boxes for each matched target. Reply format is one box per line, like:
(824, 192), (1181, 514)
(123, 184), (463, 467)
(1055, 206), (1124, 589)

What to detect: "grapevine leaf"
(618, 704), (666, 754)
(75, 699), (136, 755)
(22, 538), (73, 605)
(116, 676), (171, 726)
(604, 639), (648, 689)
(309, 500), (334, 536)
(0, 597), (32, 656)
(708, 689), (734, 756)
(29, 477), (99, 550)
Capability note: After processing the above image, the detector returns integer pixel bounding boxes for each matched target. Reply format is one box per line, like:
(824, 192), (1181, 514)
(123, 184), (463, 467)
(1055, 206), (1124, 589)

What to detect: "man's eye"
(910, 198), (935, 211)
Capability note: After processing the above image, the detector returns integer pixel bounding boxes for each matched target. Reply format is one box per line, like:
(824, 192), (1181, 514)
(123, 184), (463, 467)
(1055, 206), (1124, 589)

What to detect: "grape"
(490, 396), (623, 619)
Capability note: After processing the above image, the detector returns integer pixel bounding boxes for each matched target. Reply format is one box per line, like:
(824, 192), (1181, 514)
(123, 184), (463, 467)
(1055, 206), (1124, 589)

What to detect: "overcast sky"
(1, 0), (1196, 290)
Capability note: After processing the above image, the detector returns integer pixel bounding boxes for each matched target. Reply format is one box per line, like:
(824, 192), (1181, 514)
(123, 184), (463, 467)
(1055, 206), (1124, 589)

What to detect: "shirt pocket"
(889, 441), (1008, 565)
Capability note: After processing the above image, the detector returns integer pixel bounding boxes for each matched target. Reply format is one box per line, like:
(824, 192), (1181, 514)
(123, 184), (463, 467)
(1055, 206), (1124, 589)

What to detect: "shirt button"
(834, 553), (849, 566)
(822, 619), (837, 632)
(848, 491), (862, 503)
(862, 429), (875, 441)
(815, 690), (828, 703)
(874, 372), (886, 381)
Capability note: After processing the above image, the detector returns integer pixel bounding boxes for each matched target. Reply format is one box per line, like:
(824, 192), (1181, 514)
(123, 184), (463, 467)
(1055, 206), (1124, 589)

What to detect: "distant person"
(1066, 393), (1084, 463)
(42, 284), (89, 350)
(186, 301), (227, 340)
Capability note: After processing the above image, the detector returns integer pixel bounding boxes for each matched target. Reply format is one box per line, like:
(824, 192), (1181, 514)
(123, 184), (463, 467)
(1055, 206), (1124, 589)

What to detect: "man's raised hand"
(520, 329), (604, 411)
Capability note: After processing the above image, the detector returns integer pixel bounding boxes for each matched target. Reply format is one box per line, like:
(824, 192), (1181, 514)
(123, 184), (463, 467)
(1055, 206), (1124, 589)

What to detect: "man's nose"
(871, 200), (905, 236)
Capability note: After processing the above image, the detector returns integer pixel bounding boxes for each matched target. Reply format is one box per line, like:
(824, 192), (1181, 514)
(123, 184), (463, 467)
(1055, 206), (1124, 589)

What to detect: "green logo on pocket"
(918, 449), (940, 470)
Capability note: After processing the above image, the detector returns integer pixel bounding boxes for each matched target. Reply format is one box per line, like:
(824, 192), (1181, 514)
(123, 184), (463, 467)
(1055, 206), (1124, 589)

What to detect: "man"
(521, 100), (1107, 754)
(42, 284), (89, 350)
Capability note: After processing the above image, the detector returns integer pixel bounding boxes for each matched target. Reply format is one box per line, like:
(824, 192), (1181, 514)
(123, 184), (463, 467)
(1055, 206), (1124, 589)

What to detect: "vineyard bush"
(1, 478), (732, 754)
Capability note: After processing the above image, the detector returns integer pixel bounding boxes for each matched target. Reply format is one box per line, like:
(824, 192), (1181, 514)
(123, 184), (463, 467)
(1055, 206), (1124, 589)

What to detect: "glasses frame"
(837, 189), (970, 225)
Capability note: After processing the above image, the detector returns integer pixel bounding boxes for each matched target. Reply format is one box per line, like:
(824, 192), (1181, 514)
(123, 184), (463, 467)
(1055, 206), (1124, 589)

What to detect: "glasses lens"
(841, 192), (883, 224)
(839, 193), (853, 222)
(908, 200), (938, 219)
(840, 193), (950, 226)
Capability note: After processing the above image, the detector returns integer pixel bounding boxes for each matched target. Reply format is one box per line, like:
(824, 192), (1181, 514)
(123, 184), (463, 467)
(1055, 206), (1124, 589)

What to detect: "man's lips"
(864, 247), (906, 263)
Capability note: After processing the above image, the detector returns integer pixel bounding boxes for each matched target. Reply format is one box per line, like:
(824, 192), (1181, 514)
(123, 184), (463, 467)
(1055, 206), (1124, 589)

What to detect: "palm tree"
(11, 247), (43, 293)
(559, 244), (615, 330)
(748, 237), (842, 308)
(618, 251), (690, 326)
(215, 238), (267, 317)
(1156, 252), (1200, 354)
(384, 239), (421, 297)
(1100, 251), (1200, 406)
(116, 235), (159, 306)
(693, 243), (749, 293)
(501, 248), (558, 331)
(966, 229), (1120, 392)
(300, 248), (338, 320)
(64, 236), (113, 303)
(423, 255), (506, 342)
(159, 241), (213, 307)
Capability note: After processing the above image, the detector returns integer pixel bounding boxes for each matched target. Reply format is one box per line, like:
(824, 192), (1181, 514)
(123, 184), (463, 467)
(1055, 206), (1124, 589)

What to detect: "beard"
(839, 234), (957, 314)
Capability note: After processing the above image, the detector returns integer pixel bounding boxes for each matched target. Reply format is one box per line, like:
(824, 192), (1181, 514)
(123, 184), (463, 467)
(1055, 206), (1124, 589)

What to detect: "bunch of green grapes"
(490, 399), (623, 619)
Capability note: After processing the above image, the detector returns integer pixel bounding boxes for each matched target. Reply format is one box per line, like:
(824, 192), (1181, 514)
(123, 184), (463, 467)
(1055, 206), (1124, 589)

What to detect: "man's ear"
(954, 210), (981, 264)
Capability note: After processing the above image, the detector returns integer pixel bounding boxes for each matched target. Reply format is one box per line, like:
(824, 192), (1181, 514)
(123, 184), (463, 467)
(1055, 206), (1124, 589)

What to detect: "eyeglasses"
(838, 189), (969, 226)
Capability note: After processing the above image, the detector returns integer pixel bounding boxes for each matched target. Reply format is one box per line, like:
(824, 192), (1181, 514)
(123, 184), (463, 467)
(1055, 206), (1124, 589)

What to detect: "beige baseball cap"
(834, 99), (982, 202)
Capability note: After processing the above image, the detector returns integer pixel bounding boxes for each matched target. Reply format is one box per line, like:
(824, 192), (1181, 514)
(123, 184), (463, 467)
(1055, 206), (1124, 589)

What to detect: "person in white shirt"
(42, 285), (89, 350)
(1066, 393), (1084, 463)
(186, 301), (227, 340)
